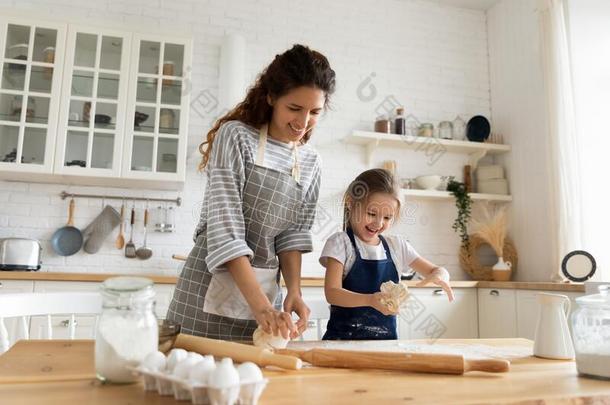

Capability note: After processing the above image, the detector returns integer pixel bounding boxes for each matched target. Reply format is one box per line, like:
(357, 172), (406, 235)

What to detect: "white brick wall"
(0, 0), (490, 279)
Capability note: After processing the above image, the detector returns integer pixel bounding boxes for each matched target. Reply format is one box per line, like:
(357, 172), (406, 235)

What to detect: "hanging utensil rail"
(59, 191), (181, 206)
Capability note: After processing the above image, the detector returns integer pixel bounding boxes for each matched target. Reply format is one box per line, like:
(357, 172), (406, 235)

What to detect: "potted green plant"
(447, 180), (472, 250)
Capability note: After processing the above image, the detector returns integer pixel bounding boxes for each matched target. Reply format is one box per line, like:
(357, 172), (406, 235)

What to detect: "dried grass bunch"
(470, 203), (509, 257)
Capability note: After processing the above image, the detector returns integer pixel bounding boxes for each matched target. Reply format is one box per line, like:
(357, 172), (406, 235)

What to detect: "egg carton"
(134, 349), (268, 405)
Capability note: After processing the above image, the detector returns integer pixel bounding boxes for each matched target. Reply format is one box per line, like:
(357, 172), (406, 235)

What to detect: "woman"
(167, 44), (336, 341)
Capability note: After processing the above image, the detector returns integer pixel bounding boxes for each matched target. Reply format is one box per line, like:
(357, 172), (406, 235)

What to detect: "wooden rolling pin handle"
(173, 334), (301, 371)
(260, 351), (303, 370)
(463, 358), (510, 373)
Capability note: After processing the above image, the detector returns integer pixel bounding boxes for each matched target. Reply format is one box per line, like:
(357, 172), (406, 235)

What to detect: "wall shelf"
(400, 188), (512, 202)
(344, 130), (511, 164)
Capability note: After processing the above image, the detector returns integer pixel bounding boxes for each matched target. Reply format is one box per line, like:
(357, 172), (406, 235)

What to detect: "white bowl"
(415, 175), (442, 190)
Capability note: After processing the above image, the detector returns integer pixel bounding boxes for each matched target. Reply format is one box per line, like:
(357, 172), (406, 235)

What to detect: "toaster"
(0, 238), (42, 271)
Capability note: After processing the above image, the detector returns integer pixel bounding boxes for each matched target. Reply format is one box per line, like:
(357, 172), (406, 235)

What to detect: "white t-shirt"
(319, 231), (420, 279)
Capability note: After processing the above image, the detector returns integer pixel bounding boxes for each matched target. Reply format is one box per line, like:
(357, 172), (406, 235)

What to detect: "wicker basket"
(459, 234), (518, 281)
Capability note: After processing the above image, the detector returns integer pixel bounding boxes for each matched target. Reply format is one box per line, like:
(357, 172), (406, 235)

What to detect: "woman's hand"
(283, 293), (311, 339)
(369, 292), (398, 316)
(254, 307), (297, 340)
(416, 270), (455, 302)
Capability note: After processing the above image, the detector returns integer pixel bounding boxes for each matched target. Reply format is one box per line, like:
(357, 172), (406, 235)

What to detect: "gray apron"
(167, 124), (303, 341)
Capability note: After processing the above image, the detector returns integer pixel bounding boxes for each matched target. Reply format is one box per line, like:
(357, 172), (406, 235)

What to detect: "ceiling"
(423, 0), (501, 11)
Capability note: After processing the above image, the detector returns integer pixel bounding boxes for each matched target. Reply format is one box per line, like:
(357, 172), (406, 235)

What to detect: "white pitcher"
(533, 293), (575, 360)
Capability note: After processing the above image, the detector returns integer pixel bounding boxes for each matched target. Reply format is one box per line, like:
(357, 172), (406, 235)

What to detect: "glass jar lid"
(101, 276), (155, 300)
(576, 285), (610, 308)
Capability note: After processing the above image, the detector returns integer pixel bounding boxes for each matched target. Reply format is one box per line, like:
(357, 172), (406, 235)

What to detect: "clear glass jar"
(439, 121), (453, 140)
(570, 285), (610, 379)
(418, 123), (433, 137)
(452, 115), (466, 140)
(95, 277), (158, 383)
(374, 115), (391, 133)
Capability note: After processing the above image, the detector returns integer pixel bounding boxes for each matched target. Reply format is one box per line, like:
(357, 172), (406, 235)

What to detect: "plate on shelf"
(466, 116), (490, 142)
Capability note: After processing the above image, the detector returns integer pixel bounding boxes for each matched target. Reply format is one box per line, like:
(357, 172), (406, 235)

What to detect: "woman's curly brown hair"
(198, 44), (336, 171)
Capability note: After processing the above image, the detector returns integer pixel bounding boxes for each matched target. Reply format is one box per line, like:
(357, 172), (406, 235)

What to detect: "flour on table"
(288, 340), (532, 360)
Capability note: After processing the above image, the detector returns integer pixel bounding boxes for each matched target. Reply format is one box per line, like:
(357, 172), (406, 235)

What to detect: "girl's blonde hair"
(342, 168), (401, 231)
(198, 44), (336, 171)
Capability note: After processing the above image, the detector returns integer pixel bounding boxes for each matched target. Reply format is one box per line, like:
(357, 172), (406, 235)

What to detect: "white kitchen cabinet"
(31, 280), (100, 339)
(403, 288), (478, 339)
(477, 288), (517, 338)
(122, 33), (191, 184)
(516, 290), (582, 340)
(0, 14), (192, 189)
(0, 17), (66, 172)
(54, 26), (131, 177)
(0, 280), (34, 347)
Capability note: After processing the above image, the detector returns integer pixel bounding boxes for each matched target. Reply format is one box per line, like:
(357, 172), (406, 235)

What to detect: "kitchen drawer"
(29, 315), (97, 340)
(478, 288), (517, 338)
(405, 288), (478, 340)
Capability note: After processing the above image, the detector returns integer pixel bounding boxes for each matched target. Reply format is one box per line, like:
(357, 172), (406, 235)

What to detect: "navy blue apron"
(323, 228), (399, 340)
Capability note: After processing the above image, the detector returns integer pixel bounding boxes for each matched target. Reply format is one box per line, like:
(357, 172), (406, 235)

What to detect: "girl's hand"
(369, 292), (398, 316)
(283, 293), (311, 339)
(254, 307), (297, 339)
(416, 269), (455, 302)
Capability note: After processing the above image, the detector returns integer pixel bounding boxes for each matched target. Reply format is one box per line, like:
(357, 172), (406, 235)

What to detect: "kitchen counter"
(0, 271), (585, 292)
(0, 339), (608, 404)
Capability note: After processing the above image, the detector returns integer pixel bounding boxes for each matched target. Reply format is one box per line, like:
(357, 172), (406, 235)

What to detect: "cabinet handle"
(307, 320), (317, 328)
(490, 290), (500, 296)
(433, 289), (445, 295)
(60, 319), (78, 327)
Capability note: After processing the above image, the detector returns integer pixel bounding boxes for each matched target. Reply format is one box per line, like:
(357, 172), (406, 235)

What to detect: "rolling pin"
(275, 348), (510, 374)
(173, 333), (302, 370)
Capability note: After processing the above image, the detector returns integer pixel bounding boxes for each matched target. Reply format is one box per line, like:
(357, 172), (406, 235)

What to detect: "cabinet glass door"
(124, 35), (190, 181)
(0, 20), (65, 172)
(55, 27), (129, 176)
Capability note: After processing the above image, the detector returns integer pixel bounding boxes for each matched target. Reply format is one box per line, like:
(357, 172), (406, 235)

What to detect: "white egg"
(173, 357), (202, 379)
(141, 350), (167, 372)
(237, 362), (263, 384)
(208, 358), (240, 389)
(189, 355), (216, 384)
(187, 351), (204, 362)
(166, 348), (188, 372)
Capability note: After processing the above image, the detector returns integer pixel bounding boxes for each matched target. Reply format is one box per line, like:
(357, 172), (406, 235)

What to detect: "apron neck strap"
(346, 228), (392, 259)
(257, 124), (300, 183)
(256, 124), (269, 166)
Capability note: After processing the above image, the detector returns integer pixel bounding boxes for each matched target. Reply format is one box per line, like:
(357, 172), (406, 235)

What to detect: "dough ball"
(252, 326), (289, 350)
(379, 281), (410, 313)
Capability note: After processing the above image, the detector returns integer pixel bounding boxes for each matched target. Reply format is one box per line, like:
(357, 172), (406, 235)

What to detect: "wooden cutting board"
(0, 340), (96, 383)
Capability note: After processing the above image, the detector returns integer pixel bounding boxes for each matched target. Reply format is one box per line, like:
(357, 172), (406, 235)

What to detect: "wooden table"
(0, 339), (608, 404)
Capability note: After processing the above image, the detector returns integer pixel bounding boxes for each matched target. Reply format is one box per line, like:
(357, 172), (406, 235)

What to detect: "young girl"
(167, 44), (336, 342)
(320, 169), (454, 340)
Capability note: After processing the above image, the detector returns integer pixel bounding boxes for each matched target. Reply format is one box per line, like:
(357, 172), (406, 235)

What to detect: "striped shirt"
(195, 120), (322, 273)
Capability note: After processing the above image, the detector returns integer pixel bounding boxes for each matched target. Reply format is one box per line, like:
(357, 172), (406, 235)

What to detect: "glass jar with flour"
(95, 277), (158, 383)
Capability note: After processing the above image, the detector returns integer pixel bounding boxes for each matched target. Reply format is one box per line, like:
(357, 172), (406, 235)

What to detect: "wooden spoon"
(115, 203), (125, 249)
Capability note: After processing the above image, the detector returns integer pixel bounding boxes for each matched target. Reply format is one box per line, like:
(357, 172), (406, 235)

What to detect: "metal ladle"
(136, 205), (153, 260)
